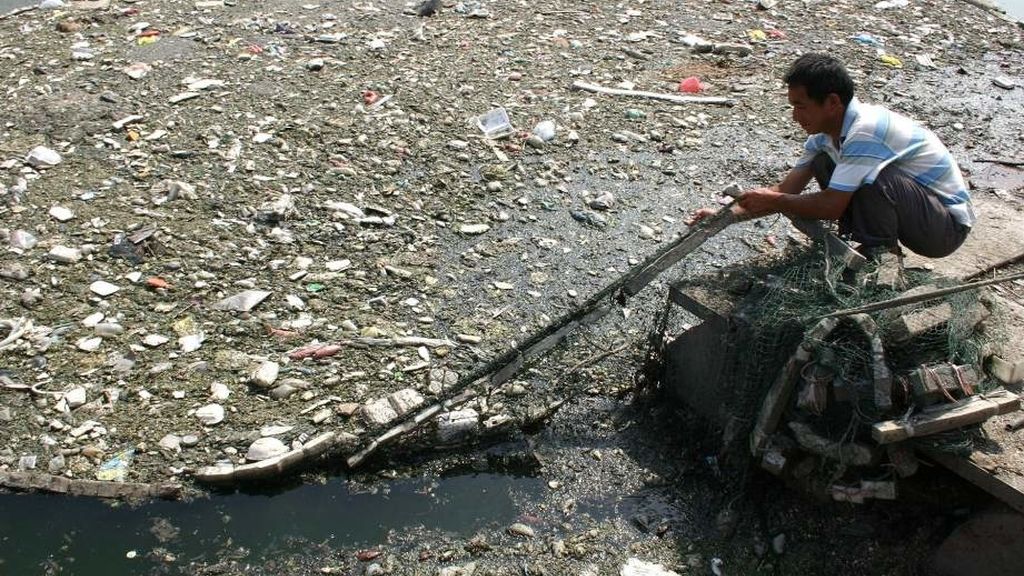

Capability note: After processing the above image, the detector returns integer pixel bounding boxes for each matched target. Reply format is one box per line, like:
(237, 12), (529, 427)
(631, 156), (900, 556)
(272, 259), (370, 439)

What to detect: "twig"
(572, 80), (736, 106)
(559, 340), (633, 381)
(974, 157), (1024, 166)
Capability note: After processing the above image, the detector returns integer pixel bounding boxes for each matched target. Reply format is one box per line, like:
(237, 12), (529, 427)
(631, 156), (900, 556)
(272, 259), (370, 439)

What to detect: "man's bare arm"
(738, 187), (852, 220)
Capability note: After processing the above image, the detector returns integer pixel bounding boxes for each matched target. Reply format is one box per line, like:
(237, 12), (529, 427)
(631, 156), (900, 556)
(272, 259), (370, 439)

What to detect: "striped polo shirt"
(795, 97), (975, 227)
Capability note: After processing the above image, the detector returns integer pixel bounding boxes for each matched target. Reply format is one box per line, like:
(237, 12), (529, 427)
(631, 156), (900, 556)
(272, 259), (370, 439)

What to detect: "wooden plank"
(923, 448), (1024, 515)
(750, 347), (811, 455)
(872, 390), (1021, 444)
(789, 218), (866, 270)
(623, 209), (736, 296)
(667, 284), (735, 320)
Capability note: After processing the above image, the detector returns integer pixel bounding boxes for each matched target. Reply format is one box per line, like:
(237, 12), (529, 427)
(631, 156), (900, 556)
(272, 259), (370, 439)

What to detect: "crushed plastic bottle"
(96, 447), (135, 482)
(852, 33), (884, 47)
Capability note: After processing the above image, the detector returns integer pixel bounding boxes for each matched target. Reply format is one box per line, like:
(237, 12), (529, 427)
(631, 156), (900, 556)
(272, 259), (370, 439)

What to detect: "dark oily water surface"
(0, 472), (543, 575)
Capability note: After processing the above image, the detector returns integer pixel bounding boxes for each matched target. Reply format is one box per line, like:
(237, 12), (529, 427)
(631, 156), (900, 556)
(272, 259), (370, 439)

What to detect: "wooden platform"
(906, 192), (1024, 515)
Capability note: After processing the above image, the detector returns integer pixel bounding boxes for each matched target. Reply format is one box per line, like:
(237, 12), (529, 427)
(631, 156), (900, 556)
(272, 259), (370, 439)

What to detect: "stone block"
(436, 409), (479, 443)
(362, 397), (398, 426)
(388, 388), (424, 416)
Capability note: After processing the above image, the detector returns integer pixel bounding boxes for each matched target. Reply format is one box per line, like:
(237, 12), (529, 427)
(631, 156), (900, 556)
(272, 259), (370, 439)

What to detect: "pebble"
(48, 246), (82, 263)
(143, 334), (169, 347)
(993, 76), (1016, 90)
(508, 523), (536, 538)
(589, 192), (615, 210)
(459, 223), (490, 235)
(89, 281), (120, 297)
(525, 135), (546, 149)
(9, 230), (38, 250)
(181, 434), (200, 447)
(26, 146), (62, 168)
(179, 334), (205, 353)
(77, 337), (102, 352)
(246, 437), (288, 461)
(95, 323), (124, 336)
(270, 384), (298, 399)
(213, 290), (271, 312)
(0, 264), (29, 281)
(211, 383), (231, 400)
(48, 454), (66, 474)
(251, 361), (280, 388)
(772, 533), (786, 554)
(196, 404), (225, 426)
(63, 387), (87, 409)
(159, 434), (182, 451)
(49, 206), (74, 221)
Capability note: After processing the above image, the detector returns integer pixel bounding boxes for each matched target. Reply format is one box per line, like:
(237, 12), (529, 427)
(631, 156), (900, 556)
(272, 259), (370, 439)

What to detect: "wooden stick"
(0, 5), (37, 20)
(819, 271), (1024, 319)
(571, 80), (736, 107)
(973, 157), (1024, 166)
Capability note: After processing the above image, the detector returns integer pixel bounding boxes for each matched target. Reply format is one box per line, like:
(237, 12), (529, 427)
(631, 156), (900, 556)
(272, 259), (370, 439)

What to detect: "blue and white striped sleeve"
(794, 135), (826, 168)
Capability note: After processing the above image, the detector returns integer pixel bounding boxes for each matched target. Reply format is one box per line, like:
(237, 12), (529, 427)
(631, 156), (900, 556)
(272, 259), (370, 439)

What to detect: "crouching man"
(691, 53), (974, 258)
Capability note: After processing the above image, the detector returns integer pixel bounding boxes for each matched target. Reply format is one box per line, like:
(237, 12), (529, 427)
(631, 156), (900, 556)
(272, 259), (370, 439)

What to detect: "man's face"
(787, 84), (835, 135)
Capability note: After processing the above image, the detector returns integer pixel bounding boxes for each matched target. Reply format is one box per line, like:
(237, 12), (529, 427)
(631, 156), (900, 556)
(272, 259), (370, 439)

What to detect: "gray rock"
(180, 434), (200, 447)
(269, 384), (298, 399)
(9, 230), (37, 250)
(213, 290), (272, 312)
(0, 264), (30, 281)
(48, 453), (66, 474)
(525, 135), (546, 149)
(26, 146), (62, 168)
(588, 191), (615, 210)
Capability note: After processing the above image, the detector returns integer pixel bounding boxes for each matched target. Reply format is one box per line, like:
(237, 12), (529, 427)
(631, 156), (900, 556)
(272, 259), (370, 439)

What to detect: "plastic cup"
(477, 107), (513, 139)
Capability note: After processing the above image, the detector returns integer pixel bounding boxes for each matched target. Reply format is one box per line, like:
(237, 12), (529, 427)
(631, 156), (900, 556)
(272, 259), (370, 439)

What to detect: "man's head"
(784, 54), (854, 136)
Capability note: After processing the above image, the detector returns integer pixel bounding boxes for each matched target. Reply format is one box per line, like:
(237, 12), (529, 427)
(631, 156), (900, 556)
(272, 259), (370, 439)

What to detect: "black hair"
(783, 53), (855, 106)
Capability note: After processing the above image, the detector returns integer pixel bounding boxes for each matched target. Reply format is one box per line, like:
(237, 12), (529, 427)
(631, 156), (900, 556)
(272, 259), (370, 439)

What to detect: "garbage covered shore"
(1, 0), (1023, 574)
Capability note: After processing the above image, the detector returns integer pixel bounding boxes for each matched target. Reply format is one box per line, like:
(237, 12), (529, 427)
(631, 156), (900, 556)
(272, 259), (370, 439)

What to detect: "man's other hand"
(684, 207), (719, 226)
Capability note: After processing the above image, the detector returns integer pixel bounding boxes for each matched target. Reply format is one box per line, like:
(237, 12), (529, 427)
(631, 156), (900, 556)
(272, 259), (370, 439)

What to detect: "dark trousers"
(811, 154), (969, 258)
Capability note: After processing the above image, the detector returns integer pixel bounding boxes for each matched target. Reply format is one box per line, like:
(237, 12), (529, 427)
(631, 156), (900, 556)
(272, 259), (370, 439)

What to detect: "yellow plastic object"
(879, 54), (903, 68)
